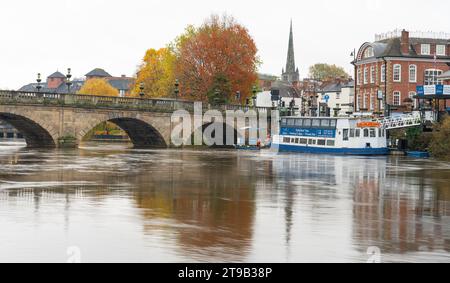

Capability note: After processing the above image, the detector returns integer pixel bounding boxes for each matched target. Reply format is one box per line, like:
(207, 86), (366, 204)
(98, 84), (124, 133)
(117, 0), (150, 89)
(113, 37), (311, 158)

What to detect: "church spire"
(282, 20), (299, 83)
(285, 20), (296, 73)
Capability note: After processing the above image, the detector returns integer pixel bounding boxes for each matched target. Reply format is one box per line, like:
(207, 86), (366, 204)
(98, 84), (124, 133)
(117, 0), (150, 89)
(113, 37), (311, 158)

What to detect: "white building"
(318, 80), (355, 116)
(256, 81), (302, 110)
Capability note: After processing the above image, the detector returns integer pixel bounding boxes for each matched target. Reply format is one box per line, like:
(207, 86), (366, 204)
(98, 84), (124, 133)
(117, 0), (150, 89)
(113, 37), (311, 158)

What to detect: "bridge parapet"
(0, 90), (272, 115)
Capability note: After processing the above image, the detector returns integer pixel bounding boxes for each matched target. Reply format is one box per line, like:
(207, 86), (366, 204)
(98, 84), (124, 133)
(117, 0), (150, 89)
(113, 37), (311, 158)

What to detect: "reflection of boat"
(272, 117), (389, 155)
(235, 145), (261, 151)
(406, 151), (430, 158)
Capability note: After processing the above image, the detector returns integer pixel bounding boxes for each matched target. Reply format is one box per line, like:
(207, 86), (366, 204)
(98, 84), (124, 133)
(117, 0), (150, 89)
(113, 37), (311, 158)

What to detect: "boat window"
(294, 138), (299, 144)
(312, 119), (321, 127)
(283, 137), (290, 143)
(300, 138), (308, 144)
(370, 129), (376, 138)
(330, 120), (337, 127)
(291, 138), (296, 143)
(343, 129), (349, 141)
(295, 119), (303, 126)
(321, 119), (330, 127)
(287, 119), (295, 126)
(308, 139), (316, 145)
(378, 129), (382, 138)
(350, 129), (355, 138)
(326, 140), (335, 146)
(303, 119), (312, 127)
(281, 119), (287, 126)
(317, 139), (326, 146)
(363, 129), (369, 137)
(355, 129), (361, 137)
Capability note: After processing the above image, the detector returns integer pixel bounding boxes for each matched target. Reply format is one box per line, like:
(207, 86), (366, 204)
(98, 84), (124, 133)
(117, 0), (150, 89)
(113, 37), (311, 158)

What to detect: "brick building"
(353, 30), (450, 113)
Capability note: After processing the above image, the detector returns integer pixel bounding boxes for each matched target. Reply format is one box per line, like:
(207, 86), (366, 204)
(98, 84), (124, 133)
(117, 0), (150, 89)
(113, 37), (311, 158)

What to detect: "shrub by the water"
(430, 115), (450, 160)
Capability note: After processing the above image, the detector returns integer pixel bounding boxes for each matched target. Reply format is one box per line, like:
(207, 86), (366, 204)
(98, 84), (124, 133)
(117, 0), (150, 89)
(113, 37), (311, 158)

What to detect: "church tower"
(282, 21), (300, 84)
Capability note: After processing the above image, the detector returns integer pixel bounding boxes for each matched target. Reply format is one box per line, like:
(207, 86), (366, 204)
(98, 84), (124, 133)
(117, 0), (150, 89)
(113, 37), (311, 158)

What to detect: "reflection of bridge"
(0, 90), (272, 148)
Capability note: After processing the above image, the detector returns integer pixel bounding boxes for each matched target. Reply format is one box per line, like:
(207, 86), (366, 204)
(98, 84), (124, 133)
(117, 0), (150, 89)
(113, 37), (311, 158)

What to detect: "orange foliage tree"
(78, 78), (119, 97)
(174, 14), (260, 103)
(132, 48), (176, 98)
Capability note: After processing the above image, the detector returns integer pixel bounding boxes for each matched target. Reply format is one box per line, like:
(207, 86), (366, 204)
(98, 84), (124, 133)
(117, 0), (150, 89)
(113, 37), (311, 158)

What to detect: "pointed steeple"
(286, 20), (296, 74)
(282, 20), (299, 84)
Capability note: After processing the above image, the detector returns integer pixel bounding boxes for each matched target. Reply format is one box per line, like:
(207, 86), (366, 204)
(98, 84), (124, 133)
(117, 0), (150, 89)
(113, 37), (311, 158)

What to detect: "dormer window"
(436, 45), (446, 56)
(421, 44), (431, 55)
(364, 47), (374, 58)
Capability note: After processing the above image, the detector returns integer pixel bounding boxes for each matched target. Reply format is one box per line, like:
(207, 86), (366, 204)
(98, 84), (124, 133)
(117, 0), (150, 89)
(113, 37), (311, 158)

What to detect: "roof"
(258, 73), (278, 81)
(47, 71), (66, 79)
(19, 80), (84, 94)
(85, 68), (112, 78)
(108, 78), (134, 91)
(271, 81), (300, 98)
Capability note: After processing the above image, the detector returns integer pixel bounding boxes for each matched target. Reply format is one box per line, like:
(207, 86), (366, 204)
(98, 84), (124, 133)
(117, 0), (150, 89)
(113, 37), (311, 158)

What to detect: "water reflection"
(0, 141), (449, 262)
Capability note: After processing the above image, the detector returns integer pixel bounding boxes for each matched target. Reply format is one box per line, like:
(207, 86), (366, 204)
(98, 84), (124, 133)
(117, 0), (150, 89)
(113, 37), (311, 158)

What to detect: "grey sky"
(1, 0), (449, 89)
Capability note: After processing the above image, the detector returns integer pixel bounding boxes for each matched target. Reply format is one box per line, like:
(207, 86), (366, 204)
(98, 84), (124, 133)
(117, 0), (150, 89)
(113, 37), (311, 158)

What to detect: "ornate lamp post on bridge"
(36, 73), (42, 92)
(174, 79), (180, 100)
(66, 68), (73, 94)
(139, 82), (145, 98)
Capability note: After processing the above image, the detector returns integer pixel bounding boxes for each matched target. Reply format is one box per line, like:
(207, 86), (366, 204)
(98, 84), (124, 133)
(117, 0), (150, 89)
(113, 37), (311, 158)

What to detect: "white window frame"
(370, 66), (375, 84)
(393, 91), (401, 106)
(424, 69), (443, 85)
(363, 93), (368, 109)
(393, 64), (402, 82)
(370, 93), (375, 111)
(364, 67), (368, 85)
(409, 65), (417, 83)
(357, 69), (362, 86)
(436, 45), (446, 56)
(421, 44), (431, 55)
(381, 64), (386, 82)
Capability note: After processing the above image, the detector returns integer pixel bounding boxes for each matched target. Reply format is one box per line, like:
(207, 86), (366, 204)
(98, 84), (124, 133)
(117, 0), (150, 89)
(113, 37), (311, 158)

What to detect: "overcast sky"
(1, 0), (449, 89)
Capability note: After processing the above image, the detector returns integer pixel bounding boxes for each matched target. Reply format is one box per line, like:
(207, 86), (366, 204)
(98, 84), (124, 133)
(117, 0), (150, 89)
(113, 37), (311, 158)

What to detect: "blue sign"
(281, 127), (336, 138)
(417, 85), (450, 96)
(324, 95), (330, 103)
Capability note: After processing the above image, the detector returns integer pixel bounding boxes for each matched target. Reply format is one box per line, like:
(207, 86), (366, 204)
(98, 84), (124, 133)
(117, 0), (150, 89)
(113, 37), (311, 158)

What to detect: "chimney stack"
(401, 29), (410, 55)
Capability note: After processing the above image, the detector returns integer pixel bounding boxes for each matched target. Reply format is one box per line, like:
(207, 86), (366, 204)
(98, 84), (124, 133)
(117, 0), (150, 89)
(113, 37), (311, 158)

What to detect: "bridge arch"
(79, 115), (168, 148)
(189, 121), (243, 147)
(0, 112), (57, 148)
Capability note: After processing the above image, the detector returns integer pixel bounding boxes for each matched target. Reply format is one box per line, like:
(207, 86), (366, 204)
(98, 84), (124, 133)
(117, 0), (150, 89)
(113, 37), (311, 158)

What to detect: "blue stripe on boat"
(273, 144), (389, 156)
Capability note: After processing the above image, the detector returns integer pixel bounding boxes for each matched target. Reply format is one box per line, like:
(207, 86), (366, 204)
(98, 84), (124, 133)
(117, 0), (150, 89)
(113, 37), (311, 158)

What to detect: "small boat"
(406, 151), (430, 158)
(272, 116), (389, 156)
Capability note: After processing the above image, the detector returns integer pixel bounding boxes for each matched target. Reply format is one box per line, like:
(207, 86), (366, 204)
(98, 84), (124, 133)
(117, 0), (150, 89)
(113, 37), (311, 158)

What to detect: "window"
(300, 138), (308, 144)
(357, 69), (362, 85)
(308, 139), (316, 145)
(350, 129), (355, 138)
(330, 120), (337, 127)
(287, 119), (295, 126)
(436, 45), (446, 56)
(421, 44), (431, 55)
(283, 137), (290, 143)
(381, 64), (386, 82)
(370, 66), (375, 83)
(364, 47), (374, 58)
(303, 119), (312, 127)
(295, 138), (299, 144)
(312, 119), (320, 127)
(355, 129), (361, 137)
(356, 95), (361, 111)
(363, 93), (368, 109)
(409, 65), (417, 83)
(364, 68), (368, 84)
(336, 92), (341, 100)
(393, 91), (401, 106)
(363, 129), (369, 137)
(424, 69), (443, 85)
(291, 138), (296, 143)
(370, 129), (376, 138)
(321, 119), (330, 127)
(343, 129), (349, 141)
(281, 119), (287, 125)
(295, 119), (303, 126)
(326, 140), (335, 147)
(370, 93), (375, 111)
(393, 64), (402, 82)
(317, 139), (326, 146)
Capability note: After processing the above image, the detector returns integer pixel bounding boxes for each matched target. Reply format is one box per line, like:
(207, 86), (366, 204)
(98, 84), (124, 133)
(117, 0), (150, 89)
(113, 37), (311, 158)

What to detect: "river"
(0, 140), (449, 263)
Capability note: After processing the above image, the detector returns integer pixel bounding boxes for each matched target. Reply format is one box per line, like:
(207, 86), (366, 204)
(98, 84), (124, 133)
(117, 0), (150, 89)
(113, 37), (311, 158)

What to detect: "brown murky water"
(0, 141), (449, 263)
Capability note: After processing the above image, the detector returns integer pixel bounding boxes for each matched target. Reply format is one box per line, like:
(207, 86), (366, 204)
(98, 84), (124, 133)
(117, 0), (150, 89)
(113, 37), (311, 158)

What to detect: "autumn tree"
(78, 78), (119, 96)
(174, 14), (259, 103)
(132, 48), (176, 98)
(308, 64), (350, 81)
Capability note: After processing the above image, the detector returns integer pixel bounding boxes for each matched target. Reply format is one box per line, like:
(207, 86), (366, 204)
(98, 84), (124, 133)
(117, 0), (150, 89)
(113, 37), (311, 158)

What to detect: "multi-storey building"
(353, 30), (450, 113)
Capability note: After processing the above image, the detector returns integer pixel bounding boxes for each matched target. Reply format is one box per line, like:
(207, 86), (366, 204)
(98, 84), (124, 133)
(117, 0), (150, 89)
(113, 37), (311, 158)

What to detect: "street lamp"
(139, 82), (145, 98)
(252, 86), (258, 108)
(36, 73), (42, 92)
(66, 68), (73, 93)
(174, 79), (180, 100)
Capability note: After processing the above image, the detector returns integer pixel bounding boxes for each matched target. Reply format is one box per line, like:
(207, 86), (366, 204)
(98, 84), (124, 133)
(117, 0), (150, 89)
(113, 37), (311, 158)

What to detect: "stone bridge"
(0, 90), (274, 148)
